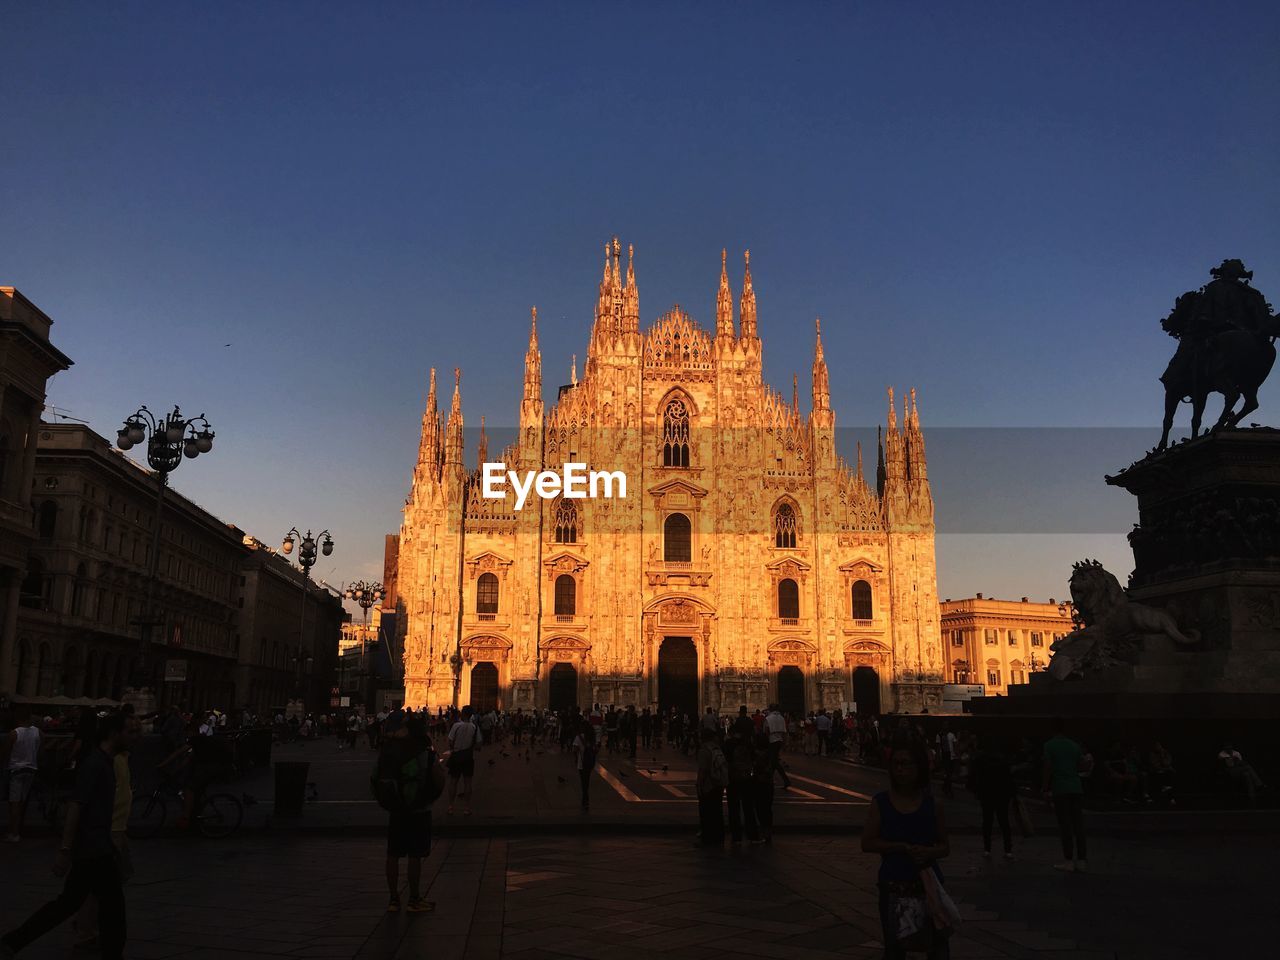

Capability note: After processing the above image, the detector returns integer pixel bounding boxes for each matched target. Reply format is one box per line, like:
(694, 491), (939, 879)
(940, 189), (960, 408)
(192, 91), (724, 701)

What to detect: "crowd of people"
(1, 696), (1273, 959)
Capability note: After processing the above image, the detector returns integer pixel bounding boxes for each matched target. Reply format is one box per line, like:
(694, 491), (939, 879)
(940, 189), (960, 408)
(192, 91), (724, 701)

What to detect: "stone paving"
(2, 820), (1270, 959)
(3, 738), (1270, 958)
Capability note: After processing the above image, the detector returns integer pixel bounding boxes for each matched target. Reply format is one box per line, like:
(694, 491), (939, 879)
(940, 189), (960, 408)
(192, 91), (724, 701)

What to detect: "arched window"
(476, 572), (499, 615)
(72, 563), (88, 617)
(774, 503), (797, 548)
(663, 513), (691, 562)
(777, 578), (799, 619)
(851, 580), (873, 620)
(38, 500), (57, 540)
(19, 558), (47, 609)
(553, 498), (579, 544)
(554, 575), (576, 616)
(662, 399), (690, 467)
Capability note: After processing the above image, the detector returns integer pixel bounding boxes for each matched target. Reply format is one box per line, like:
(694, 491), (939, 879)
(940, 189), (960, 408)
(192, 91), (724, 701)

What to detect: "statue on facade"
(1047, 560), (1198, 679)
(1158, 259), (1279, 450)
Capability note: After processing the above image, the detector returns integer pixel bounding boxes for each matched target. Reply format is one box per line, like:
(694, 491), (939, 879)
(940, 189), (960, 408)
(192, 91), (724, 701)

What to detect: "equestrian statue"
(1157, 259), (1279, 450)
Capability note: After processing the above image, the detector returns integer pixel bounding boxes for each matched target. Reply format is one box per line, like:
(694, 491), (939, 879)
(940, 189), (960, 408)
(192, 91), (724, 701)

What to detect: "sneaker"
(1003, 852), (1015, 861)
(406, 898), (435, 913)
(387, 898), (401, 913)
(1052, 860), (1076, 872)
(1075, 860), (1088, 872)
(981, 850), (991, 858)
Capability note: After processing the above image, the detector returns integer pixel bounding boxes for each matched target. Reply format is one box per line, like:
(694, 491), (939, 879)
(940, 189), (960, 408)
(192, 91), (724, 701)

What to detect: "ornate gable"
(466, 550), (514, 580)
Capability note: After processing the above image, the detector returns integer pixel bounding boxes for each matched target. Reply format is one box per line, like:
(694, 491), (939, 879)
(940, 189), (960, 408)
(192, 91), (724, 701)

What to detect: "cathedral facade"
(397, 240), (944, 716)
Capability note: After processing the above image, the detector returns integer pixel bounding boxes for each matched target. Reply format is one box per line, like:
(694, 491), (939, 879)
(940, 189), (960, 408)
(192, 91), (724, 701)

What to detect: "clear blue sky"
(3, 1), (1278, 601)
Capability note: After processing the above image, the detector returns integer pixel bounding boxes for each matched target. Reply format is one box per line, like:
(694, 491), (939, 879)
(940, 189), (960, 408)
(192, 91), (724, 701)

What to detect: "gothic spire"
(477, 415), (488, 467)
(812, 316), (830, 411)
(570, 353), (577, 386)
(792, 373), (799, 416)
(623, 242), (639, 331)
(739, 249), (758, 339)
(445, 367), (463, 466)
(523, 307), (541, 403)
(716, 247), (735, 339)
(416, 366), (441, 474)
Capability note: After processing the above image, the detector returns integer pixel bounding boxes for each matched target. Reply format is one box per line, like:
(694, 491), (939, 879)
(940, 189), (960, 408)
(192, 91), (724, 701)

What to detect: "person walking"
(2, 712), (132, 960)
(764, 705), (792, 790)
(74, 713), (141, 949)
(861, 735), (954, 959)
(970, 736), (1015, 859)
(4, 703), (40, 842)
(372, 710), (439, 914)
(815, 709), (832, 756)
(695, 728), (728, 845)
(1042, 719), (1089, 872)
(572, 721), (598, 812)
(724, 724), (760, 843)
(445, 706), (481, 816)
(622, 705), (637, 760)
(750, 730), (775, 843)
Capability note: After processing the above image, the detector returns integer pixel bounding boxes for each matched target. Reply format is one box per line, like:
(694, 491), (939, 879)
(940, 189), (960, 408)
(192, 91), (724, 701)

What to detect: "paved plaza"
(1, 739), (1270, 959)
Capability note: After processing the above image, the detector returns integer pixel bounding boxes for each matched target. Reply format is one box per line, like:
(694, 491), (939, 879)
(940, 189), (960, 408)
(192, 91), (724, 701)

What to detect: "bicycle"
(128, 769), (247, 839)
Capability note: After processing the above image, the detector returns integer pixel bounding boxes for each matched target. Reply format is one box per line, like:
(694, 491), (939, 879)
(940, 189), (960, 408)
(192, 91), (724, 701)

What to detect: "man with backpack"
(371, 710), (443, 914)
(695, 727), (728, 846)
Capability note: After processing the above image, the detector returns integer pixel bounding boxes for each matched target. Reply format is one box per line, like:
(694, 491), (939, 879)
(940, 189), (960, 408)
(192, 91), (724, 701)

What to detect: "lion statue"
(1047, 560), (1198, 679)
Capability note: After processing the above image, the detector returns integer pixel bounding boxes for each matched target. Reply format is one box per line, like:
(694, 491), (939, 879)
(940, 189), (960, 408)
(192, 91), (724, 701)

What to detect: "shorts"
(386, 810), (431, 858)
(447, 748), (475, 778)
(7, 768), (36, 802)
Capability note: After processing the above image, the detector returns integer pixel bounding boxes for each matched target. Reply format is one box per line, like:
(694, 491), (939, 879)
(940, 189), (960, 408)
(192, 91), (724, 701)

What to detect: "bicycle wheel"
(128, 793), (167, 839)
(197, 792), (243, 839)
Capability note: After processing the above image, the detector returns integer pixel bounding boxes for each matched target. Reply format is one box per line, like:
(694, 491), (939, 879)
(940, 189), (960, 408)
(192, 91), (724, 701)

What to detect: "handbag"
(885, 879), (933, 951)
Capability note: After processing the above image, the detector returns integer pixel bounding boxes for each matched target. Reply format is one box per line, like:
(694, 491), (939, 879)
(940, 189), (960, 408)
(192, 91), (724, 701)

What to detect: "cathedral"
(397, 239), (945, 716)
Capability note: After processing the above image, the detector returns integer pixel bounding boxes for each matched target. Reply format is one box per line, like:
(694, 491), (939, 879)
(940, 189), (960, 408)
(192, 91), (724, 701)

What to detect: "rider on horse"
(1161, 259), (1275, 390)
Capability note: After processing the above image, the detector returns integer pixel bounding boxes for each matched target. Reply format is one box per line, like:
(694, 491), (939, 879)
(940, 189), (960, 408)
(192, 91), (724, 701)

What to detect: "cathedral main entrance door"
(852, 665), (880, 716)
(777, 665), (805, 718)
(548, 663), (578, 712)
(470, 662), (500, 712)
(657, 637), (698, 718)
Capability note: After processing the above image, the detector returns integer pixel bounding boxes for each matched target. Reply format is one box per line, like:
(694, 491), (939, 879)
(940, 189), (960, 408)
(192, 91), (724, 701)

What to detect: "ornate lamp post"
(343, 580), (383, 708)
(281, 527), (334, 709)
(116, 405), (215, 709)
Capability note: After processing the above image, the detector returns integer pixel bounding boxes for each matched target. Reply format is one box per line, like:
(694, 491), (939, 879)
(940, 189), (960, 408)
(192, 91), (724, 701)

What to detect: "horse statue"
(1047, 560), (1198, 679)
(1157, 260), (1278, 451)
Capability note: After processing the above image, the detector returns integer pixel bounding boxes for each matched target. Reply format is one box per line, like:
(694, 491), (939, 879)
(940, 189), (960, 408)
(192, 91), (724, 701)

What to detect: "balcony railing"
(477, 613), (496, 622)
(555, 614), (574, 623)
(780, 617), (799, 626)
(663, 560), (692, 569)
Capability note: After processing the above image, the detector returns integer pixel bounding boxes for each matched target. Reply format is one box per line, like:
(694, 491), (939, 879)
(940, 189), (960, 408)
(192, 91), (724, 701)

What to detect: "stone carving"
(1158, 259), (1279, 450)
(1047, 560), (1198, 679)
(662, 599), (697, 624)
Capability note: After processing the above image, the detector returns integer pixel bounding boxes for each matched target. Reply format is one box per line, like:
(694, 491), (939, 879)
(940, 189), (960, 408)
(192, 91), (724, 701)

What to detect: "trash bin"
(273, 761), (310, 817)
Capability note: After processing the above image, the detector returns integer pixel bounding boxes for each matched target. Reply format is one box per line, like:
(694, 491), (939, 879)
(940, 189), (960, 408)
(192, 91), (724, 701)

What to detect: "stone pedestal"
(975, 428), (1280, 720)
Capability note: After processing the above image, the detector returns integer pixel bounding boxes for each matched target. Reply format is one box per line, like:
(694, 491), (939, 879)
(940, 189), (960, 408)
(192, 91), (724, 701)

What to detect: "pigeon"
(488, 758), (496, 766)
(662, 764), (669, 773)
(618, 770), (628, 779)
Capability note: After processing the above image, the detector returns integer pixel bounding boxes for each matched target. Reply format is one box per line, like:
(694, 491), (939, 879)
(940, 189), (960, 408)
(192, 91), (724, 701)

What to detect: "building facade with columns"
(397, 240), (943, 716)
(938, 594), (1074, 695)
(0, 288), (73, 696)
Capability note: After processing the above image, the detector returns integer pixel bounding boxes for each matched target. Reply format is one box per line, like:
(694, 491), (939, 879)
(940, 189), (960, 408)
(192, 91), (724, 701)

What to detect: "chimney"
(976, 592), (983, 600)
(1021, 597), (1028, 603)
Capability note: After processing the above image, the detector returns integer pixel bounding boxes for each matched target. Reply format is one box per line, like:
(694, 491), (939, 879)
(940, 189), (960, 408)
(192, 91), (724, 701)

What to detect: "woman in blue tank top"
(861, 735), (952, 959)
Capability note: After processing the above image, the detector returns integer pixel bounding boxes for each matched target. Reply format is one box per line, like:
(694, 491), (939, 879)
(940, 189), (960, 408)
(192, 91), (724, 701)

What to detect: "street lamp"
(116, 404), (215, 710)
(280, 527), (334, 710)
(343, 580), (384, 709)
